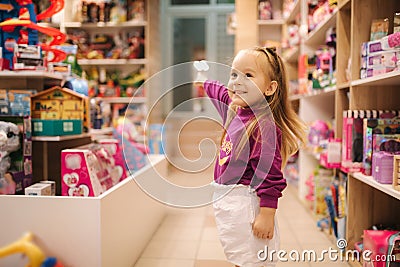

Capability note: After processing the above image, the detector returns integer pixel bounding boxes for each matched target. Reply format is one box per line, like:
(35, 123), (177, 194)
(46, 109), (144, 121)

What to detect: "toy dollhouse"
(31, 86), (88, 136)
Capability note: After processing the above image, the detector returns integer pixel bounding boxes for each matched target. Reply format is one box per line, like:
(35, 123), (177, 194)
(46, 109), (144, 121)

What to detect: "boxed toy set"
(24, 183), (51, 196)
(363, 118), (400, 176)
(61, 139), (128, 197)
(341, 110), (400, 174)
(0, 89), (36, 117)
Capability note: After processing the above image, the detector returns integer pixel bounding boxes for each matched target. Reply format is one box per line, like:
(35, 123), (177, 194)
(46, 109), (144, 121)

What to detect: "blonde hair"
(222, 46), (306, 167)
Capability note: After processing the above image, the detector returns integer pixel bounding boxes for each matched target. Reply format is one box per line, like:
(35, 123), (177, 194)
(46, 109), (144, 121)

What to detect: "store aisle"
(134, 166), (351, 267)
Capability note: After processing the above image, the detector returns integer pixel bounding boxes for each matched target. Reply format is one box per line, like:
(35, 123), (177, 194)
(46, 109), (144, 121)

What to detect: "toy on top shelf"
(0, 0), (67, 70)
(258, 0), (273, 20)
(66, 27), (145, 61)
(79, 0), (146, 24)
(0, 232), (63, 267)
(308, 0), (337, 33)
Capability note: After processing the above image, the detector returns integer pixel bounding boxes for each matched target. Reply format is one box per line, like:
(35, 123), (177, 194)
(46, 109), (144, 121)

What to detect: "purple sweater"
(204, 80), (287, 209)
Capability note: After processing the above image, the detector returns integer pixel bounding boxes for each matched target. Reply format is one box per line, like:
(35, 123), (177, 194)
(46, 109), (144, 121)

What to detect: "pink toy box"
(320, 138), (342, 169)
(61, 140), (127, 197)
(372, 151), (397, 184)
(363, 230), (400, 267)
(363, 118), (400, 176)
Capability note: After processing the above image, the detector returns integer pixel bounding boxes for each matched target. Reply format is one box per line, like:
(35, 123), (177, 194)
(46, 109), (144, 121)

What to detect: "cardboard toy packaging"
(61, 140), (127, 197)
(363, 118), (400, 175)
(363, 230), (400, 267)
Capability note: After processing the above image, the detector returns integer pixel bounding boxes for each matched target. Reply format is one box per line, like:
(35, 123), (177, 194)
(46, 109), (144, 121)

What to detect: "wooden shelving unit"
(289, 86), (336, 101)
(63, 20), (147, 29)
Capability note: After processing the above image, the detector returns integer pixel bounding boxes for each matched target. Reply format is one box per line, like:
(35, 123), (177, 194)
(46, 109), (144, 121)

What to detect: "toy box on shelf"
(61, 139), (128, 197)
(31, 86), (89, 136)
(320, 138), (341, 169)
(341, 110), (399, 174)
(394, 155), (400, 191)
(0, 116), (33, 195)
(363, 116), (400, 176)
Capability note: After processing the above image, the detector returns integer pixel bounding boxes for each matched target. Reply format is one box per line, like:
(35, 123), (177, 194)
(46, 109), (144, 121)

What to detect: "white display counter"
(0, 155), (167, 267)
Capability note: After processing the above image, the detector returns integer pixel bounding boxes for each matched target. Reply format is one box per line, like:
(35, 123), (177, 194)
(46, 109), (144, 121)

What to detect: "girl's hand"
(252, 207), (276, 239)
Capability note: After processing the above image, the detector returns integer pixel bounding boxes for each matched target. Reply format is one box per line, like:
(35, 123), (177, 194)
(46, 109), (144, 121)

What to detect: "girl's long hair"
(222, 47), (306, 167)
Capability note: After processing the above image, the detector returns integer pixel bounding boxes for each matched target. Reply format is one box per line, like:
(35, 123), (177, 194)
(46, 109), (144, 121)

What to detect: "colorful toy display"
(0, 232), (63, 267)
(0, 117), (32, 195)
(0, 121), (19, 194)
(0, 0), (67, 70)
(31, 86), (88, 136)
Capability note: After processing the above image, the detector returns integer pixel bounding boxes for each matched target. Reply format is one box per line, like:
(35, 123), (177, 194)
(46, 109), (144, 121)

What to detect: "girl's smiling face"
(227, 50), (273, 108)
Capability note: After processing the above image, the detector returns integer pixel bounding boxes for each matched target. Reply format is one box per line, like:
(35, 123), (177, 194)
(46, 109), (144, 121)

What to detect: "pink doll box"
(363, 118), (400, 176)
(61, 149), (105, 197)
(363, 230), (400, 267)
(371, 151), (396, 184)
(341, 110), (369, 173)
(97, 139), (128, 182)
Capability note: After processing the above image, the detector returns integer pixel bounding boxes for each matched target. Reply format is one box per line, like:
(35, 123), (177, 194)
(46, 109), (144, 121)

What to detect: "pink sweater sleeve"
(250, 128), (287, 209)
(204, 80), (231, 121)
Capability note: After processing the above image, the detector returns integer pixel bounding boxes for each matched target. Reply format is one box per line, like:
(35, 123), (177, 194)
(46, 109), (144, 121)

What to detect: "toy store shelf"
(32, 133), (91, 142)
(97, 97), (147, 104)
(89, 127), (114, 135)
(284, 0), (300, 23)
(304, 9), (338, 47)
(351, 70), (400, 87)
(282, 46), (299, 63)
(63, 20), (147, 29)
(77, 58), (148, 66)
(257, 19), (285, 26)
(337, 82), (350, 90)
(38, 22), (60, 28)
(289, 86), (336, 101)
(0, 71), (63, 80)
(351, 172), (400, 201)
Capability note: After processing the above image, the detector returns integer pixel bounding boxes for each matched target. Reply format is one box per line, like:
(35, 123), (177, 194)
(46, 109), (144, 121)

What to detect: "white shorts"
(212, 182), (280, 267)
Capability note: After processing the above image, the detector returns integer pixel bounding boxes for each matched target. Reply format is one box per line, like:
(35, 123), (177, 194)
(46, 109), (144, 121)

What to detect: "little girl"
(196, 46), (306, 266)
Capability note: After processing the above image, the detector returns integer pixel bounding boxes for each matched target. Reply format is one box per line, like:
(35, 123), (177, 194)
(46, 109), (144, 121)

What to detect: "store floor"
(133, 166), (351, 267)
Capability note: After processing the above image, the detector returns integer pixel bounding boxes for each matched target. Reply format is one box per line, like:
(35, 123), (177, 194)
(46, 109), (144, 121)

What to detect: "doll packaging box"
(61, 140), (127, 197)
